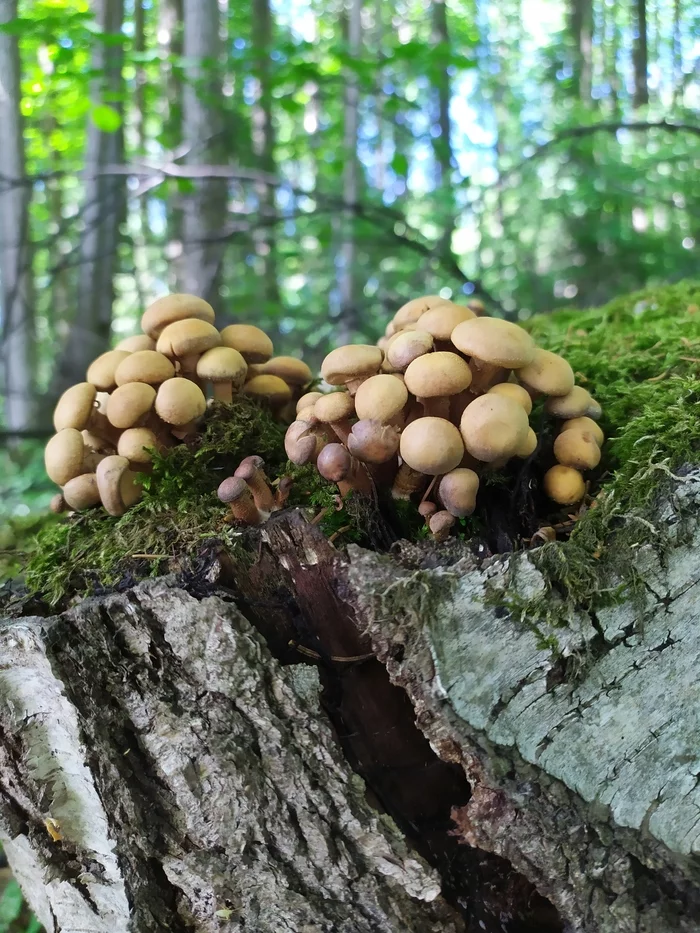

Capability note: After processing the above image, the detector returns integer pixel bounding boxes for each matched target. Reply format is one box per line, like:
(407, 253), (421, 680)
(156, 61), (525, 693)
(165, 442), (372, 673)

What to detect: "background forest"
(0, 0), (698, 524)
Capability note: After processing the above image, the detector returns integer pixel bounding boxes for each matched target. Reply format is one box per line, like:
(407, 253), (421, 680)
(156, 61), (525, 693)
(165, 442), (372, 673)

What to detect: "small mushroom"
(486, 382), (533, 414)
(416, 303), (475, 343)
(543, 465), (586, 505)
(218, 476), (263, 525)
(234, 455), (276, 513)
(297, 391), (323, 414)
(117, 427), (162, 467)
(418, 500), (438, 523)
(385, 330), (434, 372)
(45, 429), (92, 486)
(517, 348), (575, 398)
(451, 317), (536, 392)
(141, 293), (216, 339)
(393, 295), (447, 329)
(553, 429), (601, 470)
(429, 510), (456, 542)
(467, 297), (485, 315)
(459, 394), (530, 463)
(317, 443), (371, 497)
(516, 427), (538, 459)
(321, 345), (384, 395)
(86, 350), (132, 392)
(107, 383), (157, 430)
(53, 382), (116, 443)
(404, 351), (472, 418)
(156, 319), (222, 377)
(114, 334), (157, 352)
(394, 417), (464, 500)
(96, 455), (143, 517)
(196, 346), (248, 402)
(155, 378), (207, 430)
(114, 350), (176, 387)
(285, 419), (328, 465)
(49, 493), (67, 514)
(261, 356), (313, 389)
(220, 324), (273, 363)
(62, 473), (101, 511)
(560, 417), (604, 447)
(438, 468), (480, 518)
(347, 419), (400, 464)
(313, 391), (356, 443)
(545, 386), (601, 420)
(243, 374), (293, 409)
(353, 374), (408, 424)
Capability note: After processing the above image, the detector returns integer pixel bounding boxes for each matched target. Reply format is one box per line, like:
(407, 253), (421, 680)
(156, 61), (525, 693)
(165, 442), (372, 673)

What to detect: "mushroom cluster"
(285, 295), (603, 539)
(46, 293), (311, 516)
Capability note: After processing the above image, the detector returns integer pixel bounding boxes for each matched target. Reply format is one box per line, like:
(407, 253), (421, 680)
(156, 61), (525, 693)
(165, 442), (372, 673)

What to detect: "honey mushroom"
(321, 344), (384, 395)
(451, 317), (536, 393)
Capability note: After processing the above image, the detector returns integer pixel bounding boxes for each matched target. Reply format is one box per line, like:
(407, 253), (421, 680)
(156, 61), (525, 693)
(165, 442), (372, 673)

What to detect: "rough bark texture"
(3, 471), (700, 931)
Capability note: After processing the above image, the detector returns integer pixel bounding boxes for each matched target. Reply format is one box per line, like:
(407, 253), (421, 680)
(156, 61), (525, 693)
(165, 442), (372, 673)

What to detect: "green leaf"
(0, 879), (23, 926)
(391, 153), (409, 176)
(90, 104), (122, 133)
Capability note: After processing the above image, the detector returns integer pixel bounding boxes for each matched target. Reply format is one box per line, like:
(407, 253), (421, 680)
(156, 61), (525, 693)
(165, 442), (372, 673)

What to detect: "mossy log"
(2, 468), (700, 932)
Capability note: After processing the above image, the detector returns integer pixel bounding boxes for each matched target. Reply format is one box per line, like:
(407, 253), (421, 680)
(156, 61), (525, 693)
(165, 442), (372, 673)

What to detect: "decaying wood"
(2, 469), (700, 932)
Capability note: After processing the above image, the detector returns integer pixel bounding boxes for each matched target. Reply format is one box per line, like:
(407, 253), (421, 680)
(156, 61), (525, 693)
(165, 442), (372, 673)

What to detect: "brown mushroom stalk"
(274, 476), (294, 509)
(429, 510), (456, 542)
(234, 456), (277, 513)
(316, 443), (372, 497)
(391, 462), (428, 500)
(217, 476), (264, 525)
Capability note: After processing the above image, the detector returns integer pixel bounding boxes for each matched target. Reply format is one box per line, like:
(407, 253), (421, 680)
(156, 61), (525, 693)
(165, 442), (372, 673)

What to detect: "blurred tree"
(632, 0), (649, 107)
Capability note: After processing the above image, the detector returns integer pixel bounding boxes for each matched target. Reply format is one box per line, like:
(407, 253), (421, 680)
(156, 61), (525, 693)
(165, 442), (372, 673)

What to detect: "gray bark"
(0, 0), (34, 431)
(632, 0), (649, 107)
(52, 0), (126, 397)
(570, 0), (593, 101)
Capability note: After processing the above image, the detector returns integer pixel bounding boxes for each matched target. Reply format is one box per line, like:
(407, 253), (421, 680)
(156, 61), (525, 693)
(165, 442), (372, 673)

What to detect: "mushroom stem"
(212, 382), (233, 403)
(467, 360), (506, 394)
(316, 443), (372, 496)
(234, 456), (276, 512)
(275, 476), (293, 509)
(417, 396), (450, 419)
(429, 510), (456, 542)
(391, 463), (428, 500)
(329, 420), (353, 444)
(217, 476), (263, 525)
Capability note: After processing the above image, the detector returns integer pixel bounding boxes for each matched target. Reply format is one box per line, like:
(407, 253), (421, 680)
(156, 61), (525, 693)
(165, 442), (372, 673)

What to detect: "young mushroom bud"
(115, 334), (157, 352)
(86, 350), (131, 391)
(487, 382), (533, 414)
(53, 382), (118, 444)
(560, 416), (604, 447)
(321, 345), (384, 395)
(114, 350), (176, 387)
(156, 319), (222, 377)
(316, 443), (372, 497)
(386, 330), (434, 372)
(404, 351), (472, 419)
(347, 420), (400, 464)
(394, 417), (464, 500)
(218, 476), (263, 525)
(429, 510), (456, 542)
(416, 303), (475, 344)
(234, 456), (276, 513)
(297, 391), (323, 414)
(262, 357), (313, 391)
(141, 293), (215, 339)
(313, 392), (356, 443)
(220, 324), (274, 364)
(517, 348), (575, 398)
(196, 346), (248, 402)
(354, 374), (408, 425)
(544, 465), (586, 506)
(285, 419), (328, 465)
(155, 378), (207, 433)
(451, 317), (535, 393)
(45, 429), (92, 486)
(96, 455), (143, 517)
(50, 493), (67, 514)
(418, 500), (438, 523)
(117, 427), (162, 468)
(545, 386), (601, 420)
(516, 427), (538, 459)
(459, 395), (530, 463)
(107, 383), (157, 430)
(553, 429), (601, 470)
(393, 295), (446, 329)
(438, 468), (480, 518)
(243, 374), (293, 410)
(62, 473), (101, 511)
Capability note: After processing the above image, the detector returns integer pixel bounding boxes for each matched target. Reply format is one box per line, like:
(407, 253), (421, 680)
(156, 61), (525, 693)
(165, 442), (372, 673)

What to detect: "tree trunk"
(430, 0), (456, 257)
(180, 0), (227, 306)
(51, 0), (125, 398)
(4, 469), (700, 931)
(570, 0), (593, 101)
(632, 0), (649, 107)
(0, 0), (35, 432)
(160, 0), (185, 289)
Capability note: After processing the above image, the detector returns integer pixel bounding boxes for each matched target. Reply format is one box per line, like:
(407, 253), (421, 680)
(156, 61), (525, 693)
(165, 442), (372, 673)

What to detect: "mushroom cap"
(399, 417), (464, 475)
(321, 345), (383, 386)
(156, 319), (221, 360)
(404, 352), (472, 398)
(314, 391), (355, 424)
(316, 443), (353, 482)
(561, 417), (604, 447)
(545, 386), (601, 420)
(416, 304), (475, 341)
(86, 350), (131, 391)
(53, 382), (98, 432)
(451, 317), (536, 368)
(196, 346), (248, 388)
(553, 429), (601, 470)
(467, 298), (485, 314)
(438, 468), (480, 518)
(516, 427), (538, 458)
(243, 374), (293, 406)
(393, 295), (446, 328)
(354, 374), (408, 423)
(141, 294), (216, 339)
(486, 382), (533, 415)
(107, 383), (157, 429)
(115, 350), (176, 387)
(262, 356), (313, 386)
(347, 420), (400, 464)
(45, 428), (87, 486)
(517, 348), (575, 396)
(155, 378), (206, 426)
(114, 334), (157, 352)
(297, 391), (323, 414)
(62, 473), (101, 511)
(459, 394), (530, 462)
(543, 465), (586, 505)
(386, 330), (434, 372)
(220, 324), (274, 363)
(429, 510), (456, 541)
(217, 475), (251, 504)
(285, 420), (323, 465)
(118, 427), (160, 465)
(96, 455), (142, 516)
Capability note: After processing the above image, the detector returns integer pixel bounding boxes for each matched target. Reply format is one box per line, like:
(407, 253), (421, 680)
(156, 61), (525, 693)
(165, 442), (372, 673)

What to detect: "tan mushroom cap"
(87, 350), (131, 391)
(118, 427), (160, 465)
(486, 382), (533, 414)
(220, 324), (274, 363)
(416, 303), (475, 341)
(561, 417), (604, 447)
(115, 334), (156, 352)
(545, 386), (601, 419)
(404, 352), (472, 398)
(243, 374), (292, 406)
(115, 350), (176, 387)
(393, 295), (446, 328)
(553, 429), (601, 470)
(62, 473), (101, 511)
(107, 383), (157, 429)
(386, 330), (434, 372)
(354, 374), (408, 423)
(517, 348), (575, 397)
(155, 378), (206, 426)
(516, 427), (538, 458)
(399, 417), (464, 475)
(53, 382), (98, 432)
(321, 345), (383, 386)
(459, 394), (529, 462)
(156, 319), (221, 360)
(451, 317), (536, 368)
(141, 293), (216, 339)
(438, 468), (480, 518)
(262, 356), (313, 386)
(96, 455), (143, 517)
(314, 391), (355, 424)
(45, 428), (87, 486)
(297, 391), (323, 414)
(544, 465), (586, 505)
(196, 346), (248, 388)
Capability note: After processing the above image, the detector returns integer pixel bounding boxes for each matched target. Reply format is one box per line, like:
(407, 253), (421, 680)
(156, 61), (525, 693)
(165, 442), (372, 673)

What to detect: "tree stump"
(3, 469), (700, 932)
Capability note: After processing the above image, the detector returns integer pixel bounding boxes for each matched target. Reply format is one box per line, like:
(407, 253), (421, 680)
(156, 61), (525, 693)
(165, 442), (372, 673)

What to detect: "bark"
(4, 471), (700, 930)
(570, 0), (593, 101)
(52, 0), (126, 398)
(0, 0), (35, 432)
(158, 0), (184, 289)
(180, 0), (227, 306)
(632, 0), (649, 107)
